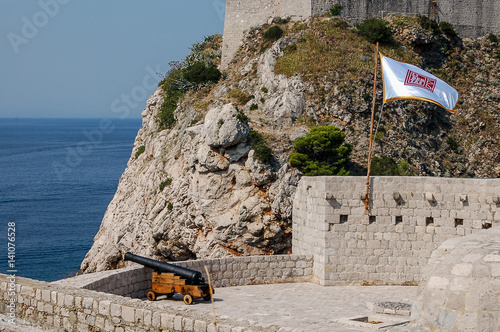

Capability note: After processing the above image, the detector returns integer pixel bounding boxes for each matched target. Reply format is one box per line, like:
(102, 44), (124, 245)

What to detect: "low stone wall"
(52, 266), (151, 299)
(2, 254), (312, 331)
(410, 227), (500, 331)
(54, 254), (313, 292)
(1, 274), (227, 332)
(293, 176), (500, 285)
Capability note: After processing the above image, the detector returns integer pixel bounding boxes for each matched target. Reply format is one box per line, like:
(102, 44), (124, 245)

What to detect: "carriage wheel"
(147, 291), (157, 301)
(183, 294), (193, 305)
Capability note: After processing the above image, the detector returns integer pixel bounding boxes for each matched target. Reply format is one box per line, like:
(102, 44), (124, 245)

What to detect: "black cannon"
(124, 252), (213, 304)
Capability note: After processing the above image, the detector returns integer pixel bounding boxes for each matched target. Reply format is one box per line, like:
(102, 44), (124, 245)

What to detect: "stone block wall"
(293, 176), (500, 286)
(221, 0), (500, 69)
(173, 254), (313, 287)
(2, 255), (312, 331)
(410, 227), (500, 331)
(0, 274), (232, 332)
(333, 0), (500, 38)
(333, 0), (430, 22)
(221, 0), (312, 68)
(54, 254), (313, 292)
(52, 266), (151, 298)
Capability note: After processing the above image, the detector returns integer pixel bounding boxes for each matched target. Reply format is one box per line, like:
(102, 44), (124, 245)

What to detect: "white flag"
(381, 54), (459, 114)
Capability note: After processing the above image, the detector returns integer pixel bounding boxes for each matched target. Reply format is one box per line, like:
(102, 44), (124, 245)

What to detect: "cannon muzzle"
(124, 252), (206, 285)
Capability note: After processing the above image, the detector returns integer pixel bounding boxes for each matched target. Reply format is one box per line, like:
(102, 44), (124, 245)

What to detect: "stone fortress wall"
(293, 176), (500, 285)
(0, 255), (312, 331)
(222, 0), (312, 69)
(221, 0), (500, 68)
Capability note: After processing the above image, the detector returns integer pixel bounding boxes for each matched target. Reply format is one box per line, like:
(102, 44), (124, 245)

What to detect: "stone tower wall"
(221, 0), (313, 69)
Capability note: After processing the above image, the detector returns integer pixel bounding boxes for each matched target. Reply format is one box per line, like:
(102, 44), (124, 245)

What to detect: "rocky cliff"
(80, 15), (500, 273)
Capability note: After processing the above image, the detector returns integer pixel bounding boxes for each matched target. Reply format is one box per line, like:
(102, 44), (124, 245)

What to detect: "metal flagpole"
(365, 42), (379, 213)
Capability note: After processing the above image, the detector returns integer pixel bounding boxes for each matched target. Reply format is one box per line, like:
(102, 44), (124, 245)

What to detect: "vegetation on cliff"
(156, 34), (222, 130)
(289, 126), (352, 176)
(243, 15), (500, 178)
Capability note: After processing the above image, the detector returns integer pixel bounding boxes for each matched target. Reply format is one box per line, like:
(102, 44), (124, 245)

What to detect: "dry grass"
(227, 88), (253, 105)
(275, 19), (418, 83)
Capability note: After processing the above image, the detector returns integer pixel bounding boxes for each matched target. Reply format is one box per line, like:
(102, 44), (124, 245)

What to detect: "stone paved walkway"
(152, 283), (418, 331)
(0, 283), (418, 331)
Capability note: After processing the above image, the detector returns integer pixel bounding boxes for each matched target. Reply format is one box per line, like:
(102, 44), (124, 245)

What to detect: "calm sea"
(0, 118), (141, 282)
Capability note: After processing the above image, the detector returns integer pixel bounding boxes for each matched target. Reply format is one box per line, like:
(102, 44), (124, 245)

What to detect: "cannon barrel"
(124, 252), (205, 285)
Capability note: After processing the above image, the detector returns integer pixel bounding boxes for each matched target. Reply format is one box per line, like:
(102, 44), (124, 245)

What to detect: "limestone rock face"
(80, 39), (304, 272)
(203, 103), (251, 148)
(258, 34), (306, 129)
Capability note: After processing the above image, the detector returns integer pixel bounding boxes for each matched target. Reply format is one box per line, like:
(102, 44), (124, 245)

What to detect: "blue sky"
(0, 0), (226, 118)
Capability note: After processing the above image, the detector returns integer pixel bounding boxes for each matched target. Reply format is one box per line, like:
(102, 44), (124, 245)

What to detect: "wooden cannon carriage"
(124, 252), (214, 305)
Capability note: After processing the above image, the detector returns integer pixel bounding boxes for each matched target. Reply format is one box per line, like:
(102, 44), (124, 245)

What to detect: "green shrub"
(370, 156), (412, 176)
(273, 16), (291, 25)
(218, 119), (224, 127)
(261, 87), (268, 93)
(167, 202), (174, 211)
(374, 127), (386, 141)
(447, 136), (459, 151)
(157, 89), (182, 129)
(183, 62), (222, 85)
(260, 97), (265, 103)
(159, 178), (173, 191)
(330, 4), (344, 16)
(249, 131), (273, 164)
(135, 145), (145, 158)
(250, 103), (258, 110)
(289, 126), (352, 176)
(356, 18), (393, 43)
(157, 64), (184, 129)
(439, 21), (457, 38)
(416, 14), (439, 33)
(236, 112), (249, 123)
(487, 33), (499, 43)
(156, 34), (222, 130)
(157, 61), (221, 130)
(264, 26), (284, 41)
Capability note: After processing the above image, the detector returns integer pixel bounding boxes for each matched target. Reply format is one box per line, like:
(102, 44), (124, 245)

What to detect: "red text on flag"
(404, 70), (437, 92)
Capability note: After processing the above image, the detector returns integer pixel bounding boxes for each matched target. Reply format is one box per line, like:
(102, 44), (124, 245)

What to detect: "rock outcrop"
(80, 35), (305, 272)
